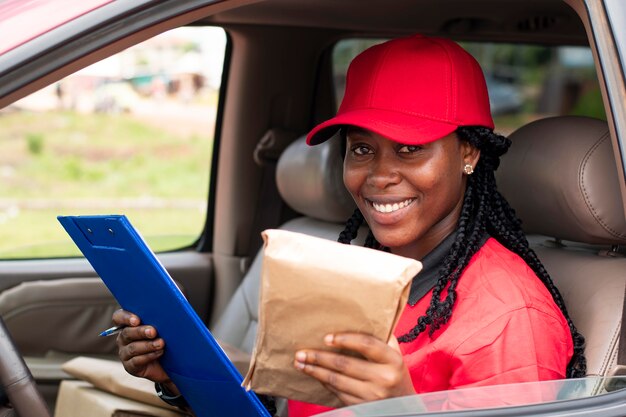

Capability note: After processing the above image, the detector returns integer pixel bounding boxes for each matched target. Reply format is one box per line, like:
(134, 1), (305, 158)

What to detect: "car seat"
(212, 134), (366, 352)
(497, 116), (626, 392)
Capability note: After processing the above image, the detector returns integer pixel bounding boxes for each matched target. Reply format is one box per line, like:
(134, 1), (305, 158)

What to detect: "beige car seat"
(497, 116), (626, 392)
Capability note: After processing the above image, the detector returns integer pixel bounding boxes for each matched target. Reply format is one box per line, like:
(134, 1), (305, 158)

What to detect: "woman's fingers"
(295, 349), (406, 398)
(118, 334), (168, 381)
(118, 338), (165, 362)
(123, 347), (165, 374)
(294, 333), (416, 403)
(111, 310), (170, 383)
(112, 309), (140, 327)
(325, 333), (402, 365)
(296, 357), (375, 400)
(295, 349), (372, 381)
(117, 325), (158, 346)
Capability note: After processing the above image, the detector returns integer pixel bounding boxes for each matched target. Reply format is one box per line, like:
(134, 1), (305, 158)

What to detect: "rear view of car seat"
(212, 135), (366, 353)
(497, 116), (626, 392)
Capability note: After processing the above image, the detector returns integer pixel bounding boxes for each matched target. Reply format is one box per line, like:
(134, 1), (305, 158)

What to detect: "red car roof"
(0, 0), (114, 55)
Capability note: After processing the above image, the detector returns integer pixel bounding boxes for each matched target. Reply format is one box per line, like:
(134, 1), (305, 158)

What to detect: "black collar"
(407, 231), (490, 306)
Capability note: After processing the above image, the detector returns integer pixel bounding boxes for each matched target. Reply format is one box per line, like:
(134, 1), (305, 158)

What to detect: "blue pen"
(99, 325), (126, 337)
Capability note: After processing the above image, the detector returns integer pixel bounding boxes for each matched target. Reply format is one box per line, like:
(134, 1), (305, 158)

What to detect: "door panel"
(0, 251), (214, 352)
(0, 251), (214, 409)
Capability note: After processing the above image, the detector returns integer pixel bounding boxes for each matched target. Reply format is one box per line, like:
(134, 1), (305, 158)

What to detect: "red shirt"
(288, 238), (573, 416)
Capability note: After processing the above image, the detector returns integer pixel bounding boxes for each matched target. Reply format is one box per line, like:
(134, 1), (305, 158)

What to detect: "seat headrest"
(276, 135), (356, 223)
(497, 116), (626, 245)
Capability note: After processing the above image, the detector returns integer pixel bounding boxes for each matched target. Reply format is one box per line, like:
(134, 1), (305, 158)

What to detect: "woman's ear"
(460, 141), (481, 170)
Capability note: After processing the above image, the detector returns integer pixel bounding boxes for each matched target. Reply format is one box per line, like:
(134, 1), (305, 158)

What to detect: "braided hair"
(337, 126), (586, 378)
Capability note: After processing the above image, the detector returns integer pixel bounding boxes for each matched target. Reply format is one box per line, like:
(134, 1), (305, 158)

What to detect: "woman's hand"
(293, 333), (415, 405)
(112, 309), (178, 394)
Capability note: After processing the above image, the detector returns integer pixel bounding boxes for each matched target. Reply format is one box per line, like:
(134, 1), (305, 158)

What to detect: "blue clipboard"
(58, 214), (271, 417)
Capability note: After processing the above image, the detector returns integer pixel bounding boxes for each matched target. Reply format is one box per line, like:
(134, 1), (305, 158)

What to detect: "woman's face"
(343, 127), (480, 260)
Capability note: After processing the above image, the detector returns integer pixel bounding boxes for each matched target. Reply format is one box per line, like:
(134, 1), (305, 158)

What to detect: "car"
(0, 0), (625, 416)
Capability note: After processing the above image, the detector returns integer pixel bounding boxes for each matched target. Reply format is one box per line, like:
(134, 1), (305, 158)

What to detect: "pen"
(99, 325), (126, 337)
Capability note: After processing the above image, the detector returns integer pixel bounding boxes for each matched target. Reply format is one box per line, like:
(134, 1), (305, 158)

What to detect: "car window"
(317, 376), (626, 416)
(0, 26), (226, 259)
(333, 39), (604, 135)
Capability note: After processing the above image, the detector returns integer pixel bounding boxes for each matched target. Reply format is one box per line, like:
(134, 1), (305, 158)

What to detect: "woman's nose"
(366, 155), (401, 189)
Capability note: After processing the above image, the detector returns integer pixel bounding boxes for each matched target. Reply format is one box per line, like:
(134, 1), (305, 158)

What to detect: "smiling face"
(343, 127), (480, 260)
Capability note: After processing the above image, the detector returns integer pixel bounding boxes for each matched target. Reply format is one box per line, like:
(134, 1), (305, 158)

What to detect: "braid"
(338, 208), (384, 249)
(457, 126), (585, 378)
(337, 209), (364, 244)
(339, 126), (586, 379)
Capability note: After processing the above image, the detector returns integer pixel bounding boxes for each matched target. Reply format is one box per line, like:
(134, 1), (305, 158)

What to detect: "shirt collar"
(407, 230), (490, 306)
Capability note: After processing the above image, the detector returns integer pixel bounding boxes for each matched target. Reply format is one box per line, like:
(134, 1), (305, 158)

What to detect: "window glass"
(0, 27), (226, 259)
(317, 376), (626, 416)
(333, 39), (604, 135)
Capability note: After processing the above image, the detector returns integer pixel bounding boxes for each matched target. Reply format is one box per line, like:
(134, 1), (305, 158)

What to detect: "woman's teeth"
(372, 199), (414, 213)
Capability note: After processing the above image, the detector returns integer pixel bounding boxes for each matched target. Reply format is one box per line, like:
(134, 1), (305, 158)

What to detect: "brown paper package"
(243, 229), (422, 408)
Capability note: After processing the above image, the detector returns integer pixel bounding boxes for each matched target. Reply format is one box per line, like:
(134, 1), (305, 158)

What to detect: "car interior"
(0, 0), (624, 416)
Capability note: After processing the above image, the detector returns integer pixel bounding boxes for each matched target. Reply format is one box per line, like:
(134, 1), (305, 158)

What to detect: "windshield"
(316, 376), (626, 416)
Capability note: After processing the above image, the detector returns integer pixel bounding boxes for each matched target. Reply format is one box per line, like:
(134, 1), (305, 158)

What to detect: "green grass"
(1, 111), (211, 199)
(0, 109), (212, 259)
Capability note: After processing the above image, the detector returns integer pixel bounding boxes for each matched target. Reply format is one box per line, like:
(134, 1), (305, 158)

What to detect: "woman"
(285, 33), (585, 416)
(113, 34), (585, 416)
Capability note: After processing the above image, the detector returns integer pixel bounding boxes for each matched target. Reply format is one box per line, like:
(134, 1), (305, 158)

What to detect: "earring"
(463, 164), (474, 175)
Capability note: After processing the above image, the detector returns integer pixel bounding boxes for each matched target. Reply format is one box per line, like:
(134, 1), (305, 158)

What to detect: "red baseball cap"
(306, 34), (494, 146)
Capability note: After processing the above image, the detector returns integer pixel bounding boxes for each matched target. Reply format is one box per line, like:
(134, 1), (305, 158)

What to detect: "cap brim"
(306, 108), (458, 146)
